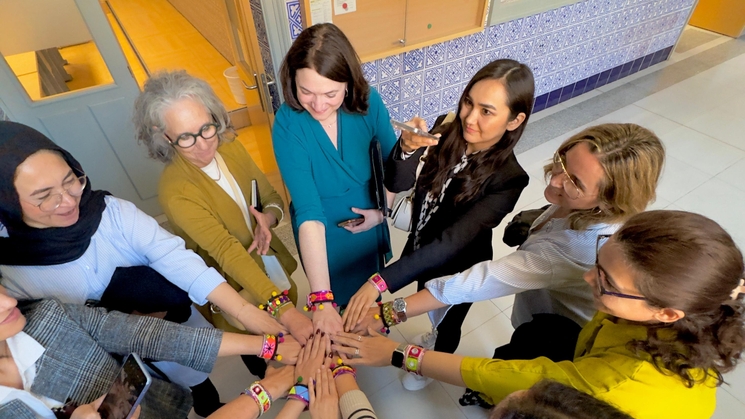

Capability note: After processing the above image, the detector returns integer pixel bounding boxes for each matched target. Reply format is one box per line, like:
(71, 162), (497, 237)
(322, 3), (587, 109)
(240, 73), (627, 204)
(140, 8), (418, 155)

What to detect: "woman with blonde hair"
(350, 123), (665, 390)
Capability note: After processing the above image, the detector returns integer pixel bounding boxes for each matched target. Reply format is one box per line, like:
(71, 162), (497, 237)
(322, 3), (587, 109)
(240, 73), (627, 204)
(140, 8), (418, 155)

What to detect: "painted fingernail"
(316, 328), (321, 334)
(321, 332), (326, 337)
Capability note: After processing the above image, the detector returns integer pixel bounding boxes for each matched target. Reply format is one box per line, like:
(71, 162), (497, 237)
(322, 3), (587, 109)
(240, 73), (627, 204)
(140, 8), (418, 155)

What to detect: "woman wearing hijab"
(0, 121), (285, 417)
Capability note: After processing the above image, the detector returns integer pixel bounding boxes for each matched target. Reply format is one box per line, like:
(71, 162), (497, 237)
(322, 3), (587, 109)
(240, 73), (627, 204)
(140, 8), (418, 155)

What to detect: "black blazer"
(381, 140), (529, 293)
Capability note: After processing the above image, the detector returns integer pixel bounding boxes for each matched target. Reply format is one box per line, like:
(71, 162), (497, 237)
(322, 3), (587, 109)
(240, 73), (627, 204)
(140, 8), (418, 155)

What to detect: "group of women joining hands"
(0, 21), (743, 419)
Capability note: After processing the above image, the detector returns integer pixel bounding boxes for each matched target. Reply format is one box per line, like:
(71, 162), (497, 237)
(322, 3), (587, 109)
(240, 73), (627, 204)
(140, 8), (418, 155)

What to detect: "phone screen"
(98, 354), (152, 419)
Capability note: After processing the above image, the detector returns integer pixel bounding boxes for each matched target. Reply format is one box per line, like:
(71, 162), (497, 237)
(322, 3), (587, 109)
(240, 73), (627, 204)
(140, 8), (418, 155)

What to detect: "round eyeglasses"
(595, 234), (646, 301)
(30, 175), (88, 213)
(552, 152), (584, 200)
(165, 122), (219, 148)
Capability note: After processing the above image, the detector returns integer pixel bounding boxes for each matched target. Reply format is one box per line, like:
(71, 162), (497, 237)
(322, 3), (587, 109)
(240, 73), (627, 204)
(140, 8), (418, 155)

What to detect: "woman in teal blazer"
(272, 24), (397, 333)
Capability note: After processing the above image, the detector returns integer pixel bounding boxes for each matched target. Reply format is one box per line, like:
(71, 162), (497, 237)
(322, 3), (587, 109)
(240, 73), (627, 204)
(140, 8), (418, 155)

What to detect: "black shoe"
(459, 388), (494, 409)
(190, 378), (224, 417)
(241, 354), (267, 379)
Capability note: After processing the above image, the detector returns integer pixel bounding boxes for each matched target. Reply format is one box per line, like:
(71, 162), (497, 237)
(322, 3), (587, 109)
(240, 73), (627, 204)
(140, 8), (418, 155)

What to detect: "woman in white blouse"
(353, 123), (665, 399)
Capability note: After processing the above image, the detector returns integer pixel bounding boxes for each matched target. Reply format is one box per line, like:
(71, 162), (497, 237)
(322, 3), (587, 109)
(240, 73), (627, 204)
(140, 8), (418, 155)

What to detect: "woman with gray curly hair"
(133, 70), (313, 376)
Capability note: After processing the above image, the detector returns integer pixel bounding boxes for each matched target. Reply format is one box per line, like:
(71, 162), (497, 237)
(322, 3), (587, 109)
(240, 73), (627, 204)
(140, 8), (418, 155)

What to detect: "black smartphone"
(337, 218), (364, 228)
(98, 353), (152, 419)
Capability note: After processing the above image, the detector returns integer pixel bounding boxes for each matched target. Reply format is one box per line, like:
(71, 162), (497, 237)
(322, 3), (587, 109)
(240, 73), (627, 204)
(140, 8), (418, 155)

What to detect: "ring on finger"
(357, 335), (362, 342)
(354, 348), (360, 358)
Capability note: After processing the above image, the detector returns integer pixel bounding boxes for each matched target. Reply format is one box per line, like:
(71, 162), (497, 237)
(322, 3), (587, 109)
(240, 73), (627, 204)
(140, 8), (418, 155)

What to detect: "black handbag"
(502, 205), (551, 247)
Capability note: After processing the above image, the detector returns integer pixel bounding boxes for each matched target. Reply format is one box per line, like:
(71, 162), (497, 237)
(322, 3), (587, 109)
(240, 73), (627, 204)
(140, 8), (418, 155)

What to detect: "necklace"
(208, 159), (222, 181)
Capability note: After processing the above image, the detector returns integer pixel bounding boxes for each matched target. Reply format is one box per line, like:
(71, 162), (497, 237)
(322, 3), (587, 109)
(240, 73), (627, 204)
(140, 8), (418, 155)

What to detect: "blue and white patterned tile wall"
(286, 0), (303, 40)
(357, 0), (695, 127)
(248, 0), (281, 111)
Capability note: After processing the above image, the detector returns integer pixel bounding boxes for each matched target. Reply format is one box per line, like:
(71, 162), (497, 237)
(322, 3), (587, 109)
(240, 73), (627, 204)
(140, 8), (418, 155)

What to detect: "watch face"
(391, 350), (405, 368)
(393, 298), (406, 313)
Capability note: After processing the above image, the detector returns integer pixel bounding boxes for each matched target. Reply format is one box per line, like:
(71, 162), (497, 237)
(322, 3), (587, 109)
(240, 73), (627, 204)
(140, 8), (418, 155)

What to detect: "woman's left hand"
(343, 208), (384, 234)
(248, 206), (276, 255)
(332, 328), (399, 367)
(342, 281), (379, 332)
(309, 367), (340, 419)
(280, 308), (314, 345)
(240, 304), (288, 336)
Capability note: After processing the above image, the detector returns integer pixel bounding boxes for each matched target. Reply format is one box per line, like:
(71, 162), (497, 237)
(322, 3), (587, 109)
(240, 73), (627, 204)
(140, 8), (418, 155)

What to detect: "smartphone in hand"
(390, 119), (440, 141)
(338, 218), (364, 228)
(98, 353), (152, 419)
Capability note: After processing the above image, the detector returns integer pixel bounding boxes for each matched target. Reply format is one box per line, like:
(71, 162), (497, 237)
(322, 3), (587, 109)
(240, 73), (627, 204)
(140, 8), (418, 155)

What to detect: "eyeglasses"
(595, 234), (646, 301)
(29, 175), (88, 213)
(553, 152), (584, 200)
(165, 122), (219, 148)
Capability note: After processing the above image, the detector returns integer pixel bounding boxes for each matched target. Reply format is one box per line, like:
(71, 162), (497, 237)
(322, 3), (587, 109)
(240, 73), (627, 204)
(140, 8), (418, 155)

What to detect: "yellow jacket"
(461, 312), (717, 419)
(159, 140), (298, 326)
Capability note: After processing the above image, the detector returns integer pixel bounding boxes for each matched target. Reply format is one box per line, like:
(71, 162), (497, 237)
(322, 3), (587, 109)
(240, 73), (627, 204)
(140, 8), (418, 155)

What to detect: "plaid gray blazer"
(0, 299), (223, 419)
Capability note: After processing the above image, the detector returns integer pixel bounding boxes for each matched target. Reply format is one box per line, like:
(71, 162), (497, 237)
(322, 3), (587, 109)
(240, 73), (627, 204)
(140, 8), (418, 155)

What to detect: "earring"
(345, 88), (348, 97)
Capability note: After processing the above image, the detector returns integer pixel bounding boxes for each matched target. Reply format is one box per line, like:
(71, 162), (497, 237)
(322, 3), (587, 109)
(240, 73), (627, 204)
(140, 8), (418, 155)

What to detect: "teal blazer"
(272, 88), (397, 305)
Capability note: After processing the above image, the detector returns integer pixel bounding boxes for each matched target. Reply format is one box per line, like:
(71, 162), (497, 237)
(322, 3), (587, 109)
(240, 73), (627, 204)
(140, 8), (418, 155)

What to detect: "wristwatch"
(391, 342), (408, 368)
(392, 297), (408, 322)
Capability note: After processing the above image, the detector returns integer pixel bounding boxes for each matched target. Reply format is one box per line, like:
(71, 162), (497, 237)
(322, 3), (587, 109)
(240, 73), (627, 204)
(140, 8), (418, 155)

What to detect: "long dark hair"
(615, 210), (745, 387)
(417, 59), (534, 204)
(279, 23), (369, 114)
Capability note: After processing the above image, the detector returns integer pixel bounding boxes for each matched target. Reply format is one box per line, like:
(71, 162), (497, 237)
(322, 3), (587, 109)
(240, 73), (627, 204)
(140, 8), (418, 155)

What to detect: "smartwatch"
(392, 297), (408, 322)
(391, 342), (408, 368)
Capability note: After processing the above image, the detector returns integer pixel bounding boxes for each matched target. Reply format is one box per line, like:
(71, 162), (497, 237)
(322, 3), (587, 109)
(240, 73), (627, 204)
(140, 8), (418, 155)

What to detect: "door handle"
(265, 75), (276, 86)
(242, 80), (258, 90)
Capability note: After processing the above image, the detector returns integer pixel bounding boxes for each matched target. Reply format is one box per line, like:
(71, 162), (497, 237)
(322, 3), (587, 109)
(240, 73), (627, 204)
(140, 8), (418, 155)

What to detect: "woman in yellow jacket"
(134, 71), (314, 370)
(333, 210), (745, 419)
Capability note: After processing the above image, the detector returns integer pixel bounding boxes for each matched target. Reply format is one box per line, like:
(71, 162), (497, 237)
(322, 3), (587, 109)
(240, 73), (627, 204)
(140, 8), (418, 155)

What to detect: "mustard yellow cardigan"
(159, 140), (298, 327)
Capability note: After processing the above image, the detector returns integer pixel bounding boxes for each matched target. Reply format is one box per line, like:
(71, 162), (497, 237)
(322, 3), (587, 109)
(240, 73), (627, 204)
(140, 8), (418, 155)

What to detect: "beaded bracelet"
(304, 290), (337, 311)
(368, 273), (388, 293)
(376, 302), (391, 334)
(258, 333), (285, 361)
(287, 384), (310, 408)
(403, 345), (426, 376)
(331, 364), (357, 379)
(259, 290), (292, 318)
(243, 381), (272, 416)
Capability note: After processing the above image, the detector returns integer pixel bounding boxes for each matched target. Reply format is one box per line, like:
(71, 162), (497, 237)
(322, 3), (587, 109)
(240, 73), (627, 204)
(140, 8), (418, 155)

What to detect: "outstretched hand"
(342, 282), (379, 332)
(343, 208), (384, 234)
(332, 327), (399, 367)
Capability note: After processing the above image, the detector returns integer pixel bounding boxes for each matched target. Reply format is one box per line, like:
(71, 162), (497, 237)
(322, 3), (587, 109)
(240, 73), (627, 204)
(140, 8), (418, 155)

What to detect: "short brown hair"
(279, 23), (369, 114)
(543, 123), (665, 230)
(490, 380), (634, 419)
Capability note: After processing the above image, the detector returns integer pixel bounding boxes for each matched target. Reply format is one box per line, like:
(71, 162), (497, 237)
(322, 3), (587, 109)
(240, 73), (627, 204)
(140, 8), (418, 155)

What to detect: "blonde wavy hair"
(542, 123), (665, 230)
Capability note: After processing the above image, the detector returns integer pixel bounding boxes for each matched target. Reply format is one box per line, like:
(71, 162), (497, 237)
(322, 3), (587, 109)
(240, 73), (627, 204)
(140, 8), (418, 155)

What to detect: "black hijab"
(0, 121), (108, 266)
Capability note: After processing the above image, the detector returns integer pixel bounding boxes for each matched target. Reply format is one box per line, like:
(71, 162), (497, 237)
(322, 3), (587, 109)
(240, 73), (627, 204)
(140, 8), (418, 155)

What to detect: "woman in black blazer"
(342, 59), (535, 390)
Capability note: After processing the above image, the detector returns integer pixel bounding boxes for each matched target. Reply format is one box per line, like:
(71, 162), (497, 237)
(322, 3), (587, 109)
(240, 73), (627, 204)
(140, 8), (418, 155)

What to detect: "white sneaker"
(402, 373), (434, 391)
(412, 329), (438, 349)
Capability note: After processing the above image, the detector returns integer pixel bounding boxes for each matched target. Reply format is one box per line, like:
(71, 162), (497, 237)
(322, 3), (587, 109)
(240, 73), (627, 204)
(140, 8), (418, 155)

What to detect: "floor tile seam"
(720, 385), (745, 407)
(666, 171), (716, 207)
(672, 120), (745, 156)
(462, 305), (503, 334)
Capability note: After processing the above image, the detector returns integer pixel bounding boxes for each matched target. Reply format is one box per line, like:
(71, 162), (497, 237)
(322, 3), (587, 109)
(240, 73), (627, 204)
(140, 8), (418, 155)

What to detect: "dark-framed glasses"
(33, 175), (88, 213)
(165, 122), (219, 148)
(553, 151), (584, 200)
(595, 234), (646, 301)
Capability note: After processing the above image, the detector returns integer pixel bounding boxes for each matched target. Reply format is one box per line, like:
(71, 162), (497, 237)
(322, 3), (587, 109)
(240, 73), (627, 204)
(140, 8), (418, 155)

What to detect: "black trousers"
(492, 313), (582, 362)
(416, 276), (472, 353)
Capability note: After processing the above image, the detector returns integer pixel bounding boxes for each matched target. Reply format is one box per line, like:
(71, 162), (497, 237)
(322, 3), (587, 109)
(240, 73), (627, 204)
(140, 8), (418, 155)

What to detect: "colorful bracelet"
(304, 290), (337, 311)
(403, 345), (426, 376)
(287, 384), (310, 408)
(331, 364), (357, 379)
(376, 302), (391, 334)
(382, 301), (401, 326)
(243, 381), (272, 416)
(368, 273), (388, 293)
(259, 290), (292, 318)
(258, 333), (285, 361)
